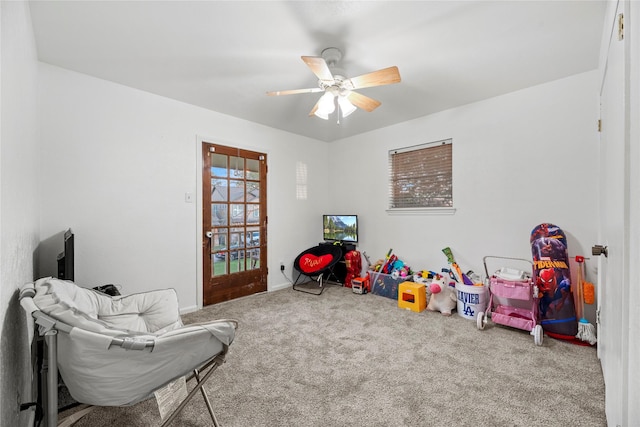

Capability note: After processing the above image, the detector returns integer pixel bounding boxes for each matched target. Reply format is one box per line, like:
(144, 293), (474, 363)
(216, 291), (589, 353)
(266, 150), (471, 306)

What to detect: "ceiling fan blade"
(347, 91), (382, 112)
(301, 56), (334, 82)
(266, 88), (324, 96)
(349, 66), (401, 90)
(308, 101), (320, 117)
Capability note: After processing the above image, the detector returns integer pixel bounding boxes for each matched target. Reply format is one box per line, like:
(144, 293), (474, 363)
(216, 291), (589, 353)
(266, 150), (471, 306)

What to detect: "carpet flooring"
(60, 284), (606, 426)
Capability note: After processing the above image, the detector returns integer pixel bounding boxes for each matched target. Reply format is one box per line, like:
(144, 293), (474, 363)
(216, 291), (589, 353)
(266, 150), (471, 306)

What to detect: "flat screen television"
(57, 228), (74, 281)
(323, 215), (358, 244)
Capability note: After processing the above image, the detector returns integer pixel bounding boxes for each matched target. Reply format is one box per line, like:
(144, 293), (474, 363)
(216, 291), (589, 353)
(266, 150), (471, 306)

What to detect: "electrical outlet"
(280, 261), (285, 271)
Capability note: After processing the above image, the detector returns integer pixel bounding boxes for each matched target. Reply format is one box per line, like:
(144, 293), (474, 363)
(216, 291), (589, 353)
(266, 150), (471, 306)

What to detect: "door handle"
(592, 245), (608, 257)
(205, 231), (213, 239)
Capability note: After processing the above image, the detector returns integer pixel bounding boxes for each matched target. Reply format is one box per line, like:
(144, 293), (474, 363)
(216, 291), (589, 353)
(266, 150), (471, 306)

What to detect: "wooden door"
(202, 142), (267, 305)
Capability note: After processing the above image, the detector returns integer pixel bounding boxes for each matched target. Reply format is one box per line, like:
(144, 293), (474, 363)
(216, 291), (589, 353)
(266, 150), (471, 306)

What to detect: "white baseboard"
(179, 305), (199, 315)
(269, 281), (292, 292)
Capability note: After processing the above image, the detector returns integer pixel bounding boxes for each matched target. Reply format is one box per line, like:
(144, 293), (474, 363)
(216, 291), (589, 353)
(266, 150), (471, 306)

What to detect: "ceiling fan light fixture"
(314, 110), (330, 120)
(337, 95), (357, 118)
(314, 91), (336, 119)
(268, 47), (400, 122)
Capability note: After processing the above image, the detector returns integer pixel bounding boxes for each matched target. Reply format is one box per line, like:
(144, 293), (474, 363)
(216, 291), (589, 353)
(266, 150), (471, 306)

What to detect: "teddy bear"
(426, 274), (457, 316)
(371, 259), (385, 272)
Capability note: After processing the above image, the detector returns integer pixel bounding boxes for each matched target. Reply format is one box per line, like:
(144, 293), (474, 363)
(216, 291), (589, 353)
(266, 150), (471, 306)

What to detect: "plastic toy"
(477, 256), (543, 346)
(426, 274), (457, 316)
(574, 256), (596, 345)
(351, 276), (370, 294)
(344, 250), (362, 288)
(390, 259), (412, 280)
(380, 248), (394, 273)
(530, 223), (579, 342)
(372, 259), (385, 272)
(442, 247), (474, 285)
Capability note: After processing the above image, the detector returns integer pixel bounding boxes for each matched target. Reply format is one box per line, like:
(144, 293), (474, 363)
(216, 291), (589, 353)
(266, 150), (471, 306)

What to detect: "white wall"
(330, 71), (599, 311)
(0, 1), (41, 425)
(37, 64), (330, 310)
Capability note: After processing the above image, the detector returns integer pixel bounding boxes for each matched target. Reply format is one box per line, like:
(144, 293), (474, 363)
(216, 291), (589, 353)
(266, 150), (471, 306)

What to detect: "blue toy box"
(368, 271), (408, 300)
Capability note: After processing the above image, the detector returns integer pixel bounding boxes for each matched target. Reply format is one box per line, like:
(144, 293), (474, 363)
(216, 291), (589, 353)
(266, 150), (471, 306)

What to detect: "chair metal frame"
(20, 286), (236, 427)
(292, 244), (344, 295)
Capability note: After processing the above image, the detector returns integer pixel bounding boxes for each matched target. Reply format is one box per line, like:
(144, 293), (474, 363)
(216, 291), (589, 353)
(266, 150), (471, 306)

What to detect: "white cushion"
(32, 277), (182, 336)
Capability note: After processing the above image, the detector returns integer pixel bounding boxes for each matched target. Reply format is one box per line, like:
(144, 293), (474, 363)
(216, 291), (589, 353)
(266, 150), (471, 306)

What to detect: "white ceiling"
(28, 1), (607, 142)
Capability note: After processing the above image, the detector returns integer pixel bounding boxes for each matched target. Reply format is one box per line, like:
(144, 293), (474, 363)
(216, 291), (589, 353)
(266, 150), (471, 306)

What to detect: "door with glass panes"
(202, 142), (267, 305)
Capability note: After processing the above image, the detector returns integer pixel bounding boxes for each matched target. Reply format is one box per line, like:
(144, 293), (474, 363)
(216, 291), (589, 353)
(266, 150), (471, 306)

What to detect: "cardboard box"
(368, 271), (409, 300)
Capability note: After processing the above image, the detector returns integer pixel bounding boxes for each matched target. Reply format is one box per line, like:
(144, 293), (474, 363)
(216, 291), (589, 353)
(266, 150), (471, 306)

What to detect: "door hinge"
(596, 308), (601, 325)
(597, 119), (602, 132)
(618, 13), (624, 41)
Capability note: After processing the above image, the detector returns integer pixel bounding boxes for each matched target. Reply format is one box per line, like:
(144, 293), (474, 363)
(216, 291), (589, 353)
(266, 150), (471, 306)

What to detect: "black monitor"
(57, 229), (74, 281)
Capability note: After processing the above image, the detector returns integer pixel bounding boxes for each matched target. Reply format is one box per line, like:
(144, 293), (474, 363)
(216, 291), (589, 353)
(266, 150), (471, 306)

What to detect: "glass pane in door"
(211, 178), (228, 201)
(246, 181), (259, 201)
(246, 204), (259, 225)
(212, 254), (227, 276)
(230, 156), (244, 179)
(211, 153), (228, 177)
(246, 227), (260, 247)
(211, 203), (228, 226)
(230, 180), (245, 203)
(230, 204), (244, 226)
(246, 159), (259, 180)
(248, 248), (260, 270)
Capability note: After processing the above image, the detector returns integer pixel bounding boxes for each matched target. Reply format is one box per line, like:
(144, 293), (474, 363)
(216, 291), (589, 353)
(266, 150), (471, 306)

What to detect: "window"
(388, 139), (453, 210)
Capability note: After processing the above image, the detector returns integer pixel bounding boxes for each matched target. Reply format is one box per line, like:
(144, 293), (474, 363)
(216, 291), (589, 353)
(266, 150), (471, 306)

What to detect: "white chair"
(19, 277), (238, 427)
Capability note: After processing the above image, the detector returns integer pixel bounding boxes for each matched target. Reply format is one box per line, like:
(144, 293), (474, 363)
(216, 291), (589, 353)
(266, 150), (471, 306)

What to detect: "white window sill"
(386, 207), (456, 215)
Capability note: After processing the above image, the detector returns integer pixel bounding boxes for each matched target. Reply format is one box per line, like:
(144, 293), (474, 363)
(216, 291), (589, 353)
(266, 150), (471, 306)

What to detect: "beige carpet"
(60, 284), (606, 426)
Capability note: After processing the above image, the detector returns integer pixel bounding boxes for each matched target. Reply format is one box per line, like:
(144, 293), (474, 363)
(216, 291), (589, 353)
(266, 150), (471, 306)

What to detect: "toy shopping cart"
(477, 256), (543, 346)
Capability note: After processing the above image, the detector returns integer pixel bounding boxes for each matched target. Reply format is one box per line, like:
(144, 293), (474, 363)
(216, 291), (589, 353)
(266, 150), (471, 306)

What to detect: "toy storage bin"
(398, 282), (426, 312)
(368, 271), (406, 300)
(455, 282), (488, 320)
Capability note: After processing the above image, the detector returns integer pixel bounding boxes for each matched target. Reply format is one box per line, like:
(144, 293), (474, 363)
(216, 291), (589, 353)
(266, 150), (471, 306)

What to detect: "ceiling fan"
(266, 47), (401, 120)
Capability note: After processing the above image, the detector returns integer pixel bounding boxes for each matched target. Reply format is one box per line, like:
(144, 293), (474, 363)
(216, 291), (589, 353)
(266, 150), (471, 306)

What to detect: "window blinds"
(388, 139), (453, 208)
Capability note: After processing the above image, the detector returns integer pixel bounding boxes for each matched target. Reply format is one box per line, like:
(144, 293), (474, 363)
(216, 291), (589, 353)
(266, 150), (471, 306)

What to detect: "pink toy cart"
(477, 256), (543, 346)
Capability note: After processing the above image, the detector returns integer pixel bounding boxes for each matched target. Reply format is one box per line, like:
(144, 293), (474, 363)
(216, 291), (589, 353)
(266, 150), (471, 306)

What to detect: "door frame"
(195, 135), (271, 309)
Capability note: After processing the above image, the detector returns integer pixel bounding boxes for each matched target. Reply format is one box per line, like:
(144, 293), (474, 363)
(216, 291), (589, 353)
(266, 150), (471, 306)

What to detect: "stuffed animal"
(390, 260), (412, 279)
(426, 274), (457, 316)
(372, 259), (385, 272)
